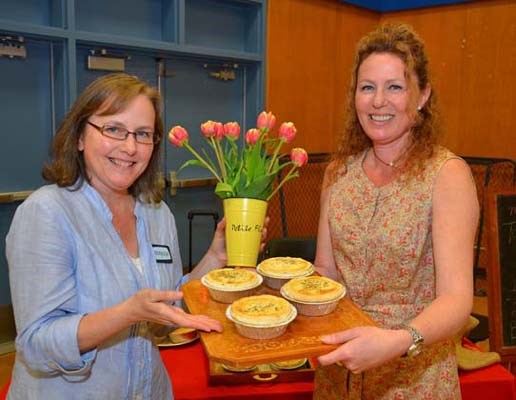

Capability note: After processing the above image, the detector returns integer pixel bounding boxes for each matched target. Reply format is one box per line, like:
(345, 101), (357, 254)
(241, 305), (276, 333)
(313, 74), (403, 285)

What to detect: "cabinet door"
(0, 39), (54, 193)
(162, 58), (244, 179)
(0, 38), (57, 313)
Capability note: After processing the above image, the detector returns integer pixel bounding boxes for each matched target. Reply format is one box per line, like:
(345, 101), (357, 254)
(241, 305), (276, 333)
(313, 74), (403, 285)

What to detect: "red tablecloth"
(163, 341), (516, 400)
(1, 341), (515, 399)
(161, 341), (313, 400)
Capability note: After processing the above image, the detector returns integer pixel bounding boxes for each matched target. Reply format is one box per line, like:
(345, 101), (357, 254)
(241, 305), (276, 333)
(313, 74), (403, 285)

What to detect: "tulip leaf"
(178, 159), (207, 172)
(236, 174), (275, 199)
(215, 182), (234, 199)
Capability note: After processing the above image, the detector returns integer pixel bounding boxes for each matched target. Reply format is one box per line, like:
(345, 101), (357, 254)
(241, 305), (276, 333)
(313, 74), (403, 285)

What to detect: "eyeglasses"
(86, 121), (157, 145)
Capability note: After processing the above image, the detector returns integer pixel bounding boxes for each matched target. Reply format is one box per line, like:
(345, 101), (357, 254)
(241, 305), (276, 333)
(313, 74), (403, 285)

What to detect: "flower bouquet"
(168, 111), (308, 267)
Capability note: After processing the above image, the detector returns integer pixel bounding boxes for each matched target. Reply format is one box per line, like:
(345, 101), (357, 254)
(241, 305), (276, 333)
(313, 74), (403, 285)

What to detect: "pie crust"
(257, 257), (313, 278)
(229, 294), (294, 326)
(202, 268), (261, 291)
(281, 276), (345, 303)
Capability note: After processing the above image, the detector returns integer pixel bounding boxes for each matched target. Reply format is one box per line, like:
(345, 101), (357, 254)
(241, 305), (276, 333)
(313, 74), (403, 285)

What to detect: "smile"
(369, 114), (394, 122)
(109, 158), (136, 167)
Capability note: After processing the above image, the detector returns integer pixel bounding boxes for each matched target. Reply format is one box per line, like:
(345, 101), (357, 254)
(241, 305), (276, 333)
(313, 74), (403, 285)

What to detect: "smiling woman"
(354, 52), (430, 172)
(79, 95), (156, 213)
(5, 73), (228, 400)
(42, 73), (164, 203)
(313, 23), (479, 399)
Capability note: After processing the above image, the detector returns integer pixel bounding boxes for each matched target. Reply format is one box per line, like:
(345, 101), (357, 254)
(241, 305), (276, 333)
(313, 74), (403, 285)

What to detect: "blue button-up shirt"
(6, 183), (186, 399)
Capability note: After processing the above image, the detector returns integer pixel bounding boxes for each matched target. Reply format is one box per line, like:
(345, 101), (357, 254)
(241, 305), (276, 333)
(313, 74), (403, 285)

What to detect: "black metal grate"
(462, 157), (516, 293)
(268, 153), (330, 240)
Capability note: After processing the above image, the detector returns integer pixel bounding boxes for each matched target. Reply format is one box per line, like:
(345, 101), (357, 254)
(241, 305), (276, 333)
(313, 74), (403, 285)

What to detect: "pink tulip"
(168, 126), (189, 147)
(200, 120), (219, 138)
(278, 122), (297, 143)
(290, 148), (308, 167)
(224, 122), (241, 141)
(256, 111), (276, 131)
(245, 128), (261, 145)
(213, 122), (225, 140)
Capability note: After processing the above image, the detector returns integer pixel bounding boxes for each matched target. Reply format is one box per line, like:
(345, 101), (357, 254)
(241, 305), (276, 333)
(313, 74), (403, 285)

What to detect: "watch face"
(401, 325), (424, 358)
(407, 342), (423, 358)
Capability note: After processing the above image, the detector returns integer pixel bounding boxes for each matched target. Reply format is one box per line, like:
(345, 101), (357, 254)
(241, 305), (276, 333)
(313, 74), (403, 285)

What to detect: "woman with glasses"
(5, 73), (227, 399)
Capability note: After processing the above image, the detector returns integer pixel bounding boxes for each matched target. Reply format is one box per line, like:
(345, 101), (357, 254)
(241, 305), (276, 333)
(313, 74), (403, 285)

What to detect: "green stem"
(216, 138), (228, 181)
(266, 138), (286, 174)
(209, 137), (227, 182)
(185, 143), (223, 182)
(266, 165), (298, 201)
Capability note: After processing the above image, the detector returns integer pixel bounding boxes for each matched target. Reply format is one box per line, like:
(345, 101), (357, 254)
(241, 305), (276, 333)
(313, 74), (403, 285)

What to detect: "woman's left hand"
(260, 216), (270, 252)
(191, 216), (270, 279)
(317, 326), (409, 374)
(206, 217), (227, 266)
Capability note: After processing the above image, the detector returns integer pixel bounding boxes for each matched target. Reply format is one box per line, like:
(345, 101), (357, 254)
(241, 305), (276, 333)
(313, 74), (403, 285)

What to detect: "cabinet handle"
(252, 373), (278, 382)
(168, 171), (217, 196)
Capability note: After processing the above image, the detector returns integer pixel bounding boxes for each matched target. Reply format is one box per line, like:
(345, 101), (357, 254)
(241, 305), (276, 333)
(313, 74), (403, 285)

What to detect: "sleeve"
(6, 192), (96, 376)
(162, 203), (185, 292)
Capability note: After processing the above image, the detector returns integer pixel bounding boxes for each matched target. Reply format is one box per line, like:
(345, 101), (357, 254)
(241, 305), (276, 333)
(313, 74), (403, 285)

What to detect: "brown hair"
(332, 22), (441, 182)
(42, 73), (164, 203)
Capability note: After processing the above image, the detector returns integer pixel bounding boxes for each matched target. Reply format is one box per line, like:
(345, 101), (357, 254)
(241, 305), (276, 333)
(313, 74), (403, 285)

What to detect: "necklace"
(371, 146), (410, 169)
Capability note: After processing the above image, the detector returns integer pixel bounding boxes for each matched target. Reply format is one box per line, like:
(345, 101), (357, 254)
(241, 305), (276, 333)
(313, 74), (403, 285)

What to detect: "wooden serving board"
(182, 279), (376, 367)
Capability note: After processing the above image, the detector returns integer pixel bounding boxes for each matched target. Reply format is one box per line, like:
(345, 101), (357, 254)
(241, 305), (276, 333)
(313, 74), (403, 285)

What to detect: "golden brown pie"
(202, 268), (261, 291)
(168, 327), (198, 344)
(257, 257), (313, 278)
(229, 294), (294, 326)
(281, 276), (345, 303)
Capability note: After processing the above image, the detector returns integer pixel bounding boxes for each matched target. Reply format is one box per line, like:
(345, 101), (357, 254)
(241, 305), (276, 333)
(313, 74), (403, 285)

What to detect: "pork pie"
(202, 268), (261, 291)
(229, 294), (294, 326)
(257, 257), (313, 278)
(281, 276), (345, 303)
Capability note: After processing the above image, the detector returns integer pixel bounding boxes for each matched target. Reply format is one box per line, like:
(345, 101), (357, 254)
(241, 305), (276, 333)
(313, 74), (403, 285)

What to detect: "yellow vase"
(223, 198), (268, 267)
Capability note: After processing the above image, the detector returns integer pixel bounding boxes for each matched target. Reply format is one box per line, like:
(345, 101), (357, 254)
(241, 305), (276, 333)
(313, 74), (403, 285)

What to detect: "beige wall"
(266, 0), (377, 154)
(266, 0), (516, 159)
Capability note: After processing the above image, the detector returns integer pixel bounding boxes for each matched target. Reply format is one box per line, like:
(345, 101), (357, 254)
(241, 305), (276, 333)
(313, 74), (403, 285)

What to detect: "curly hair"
(42, 73), (164, 203)
(332, 22), (442, 182)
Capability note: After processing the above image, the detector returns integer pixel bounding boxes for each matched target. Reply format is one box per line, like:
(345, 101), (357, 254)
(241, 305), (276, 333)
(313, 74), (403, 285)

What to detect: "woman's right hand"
(317, 326), (411, 374)
(125, 288), (223, 333)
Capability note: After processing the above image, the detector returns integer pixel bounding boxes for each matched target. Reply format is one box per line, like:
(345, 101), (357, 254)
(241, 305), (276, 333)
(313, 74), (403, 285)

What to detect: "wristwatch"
(400, 325), (424, 358)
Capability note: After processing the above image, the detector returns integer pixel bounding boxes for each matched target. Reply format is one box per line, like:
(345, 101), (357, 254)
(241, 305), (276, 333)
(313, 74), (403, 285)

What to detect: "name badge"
(152, 245), (173, 263)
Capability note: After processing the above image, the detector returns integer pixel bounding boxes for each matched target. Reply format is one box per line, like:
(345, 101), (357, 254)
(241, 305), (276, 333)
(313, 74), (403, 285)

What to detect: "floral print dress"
(314, 147), (461, 400)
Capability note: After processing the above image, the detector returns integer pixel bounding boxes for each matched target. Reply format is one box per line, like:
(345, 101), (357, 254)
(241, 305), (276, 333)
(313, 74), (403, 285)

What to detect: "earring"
(417, 106), (422, 111)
